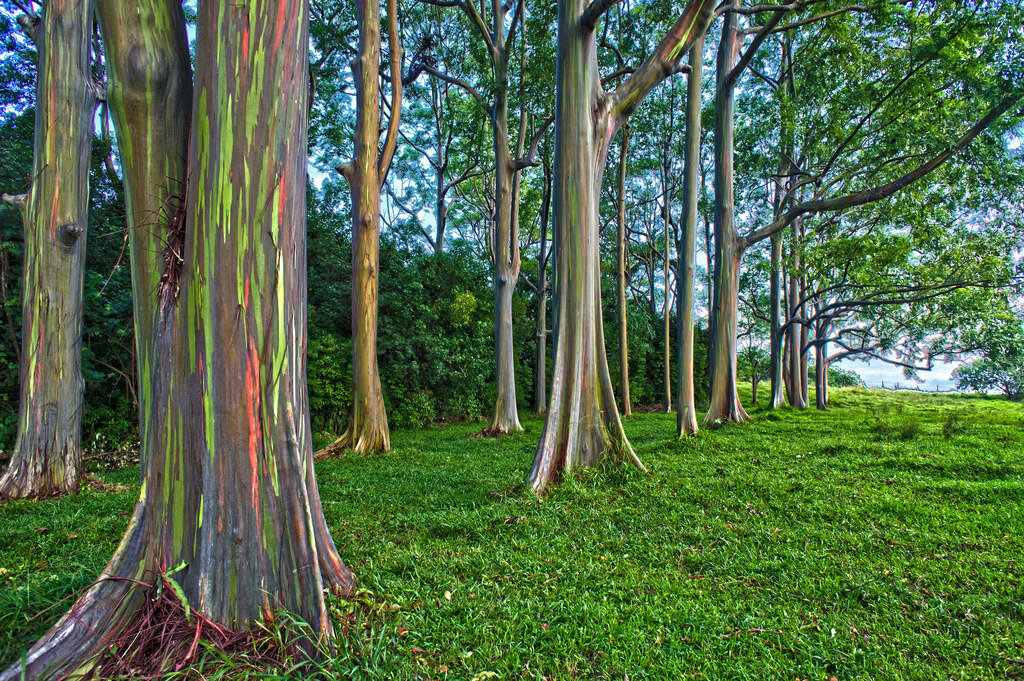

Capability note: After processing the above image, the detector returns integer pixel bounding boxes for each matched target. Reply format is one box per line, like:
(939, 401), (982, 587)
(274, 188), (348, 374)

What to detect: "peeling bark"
(1, 2), (356, 677)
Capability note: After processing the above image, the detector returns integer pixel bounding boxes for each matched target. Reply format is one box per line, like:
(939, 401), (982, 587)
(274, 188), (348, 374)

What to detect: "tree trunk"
(1, 2), (356, 678)
(534, 163), (551, 413)
(800, 268), (809, 407)
(752, 374), (759, 406)
(485, 83), (523, 434)
(97, 0), (191, 479)
(323, 0), (403, 454)
(786, 226), (806, 409)
(704, 8), (749, 425)
(815, 342), (829, 410)
(435, 159), (448, 253)
(0, 0), (94, 500)
(768, 231), (785, 407)
(529, 0), (712, 491)
(530, 1), (639, 492)
(662, 177), (672, 413)
(676, 37), (702, 437)
(616, 125), (632, 416)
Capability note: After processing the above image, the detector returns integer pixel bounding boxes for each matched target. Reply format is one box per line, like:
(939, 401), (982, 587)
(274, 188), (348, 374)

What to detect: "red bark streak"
(50, 173), (59, 242)
(277, 175), (286, 229)
(33, 331), (43, 393)
(273, 1), (288, 47)
(244, 283), (261, 510)
(242, 26), (249, 64)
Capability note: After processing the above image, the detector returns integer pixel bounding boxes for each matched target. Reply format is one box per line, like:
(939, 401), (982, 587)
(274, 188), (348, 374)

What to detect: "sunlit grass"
(1, 388), (1022, 679)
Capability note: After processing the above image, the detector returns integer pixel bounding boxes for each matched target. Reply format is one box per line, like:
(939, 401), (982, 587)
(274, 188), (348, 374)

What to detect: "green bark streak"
(0, 0), (95, 501)
(1, 2), (354, 677)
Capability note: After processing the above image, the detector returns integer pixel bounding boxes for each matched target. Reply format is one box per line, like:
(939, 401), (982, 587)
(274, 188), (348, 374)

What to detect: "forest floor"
(0, 388), (1022, 680)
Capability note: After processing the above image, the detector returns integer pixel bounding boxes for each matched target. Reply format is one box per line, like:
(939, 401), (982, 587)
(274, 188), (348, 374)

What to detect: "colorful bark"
(615, 126), (631, 416)
(528, 0), (713, 492)
(705, 7), (749, 425)
(676, 37), (703, 438)
(1, 2), (355, 677)
(0, 0), (95, 500)
(324, 0), (403, 454)
(534, 164), (551, 414)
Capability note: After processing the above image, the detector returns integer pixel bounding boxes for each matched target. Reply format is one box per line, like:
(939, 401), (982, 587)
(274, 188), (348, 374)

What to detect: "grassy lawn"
(1, 388), (1022, 679)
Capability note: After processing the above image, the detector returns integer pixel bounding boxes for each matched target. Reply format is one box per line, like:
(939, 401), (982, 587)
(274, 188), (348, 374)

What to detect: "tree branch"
(582, 0), (625, 32)
(419, 64), (486, 108)
(378, 0), (404, 183)
(742, 91), (1023, 247)
(611, 0), (716, 120)
(513, 115), (555, 170)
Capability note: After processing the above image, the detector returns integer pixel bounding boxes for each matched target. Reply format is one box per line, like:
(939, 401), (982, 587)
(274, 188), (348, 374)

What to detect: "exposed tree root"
(93, 574), (287, 680)
(471, 425), (516, 438)
(316, 420), (390, 458)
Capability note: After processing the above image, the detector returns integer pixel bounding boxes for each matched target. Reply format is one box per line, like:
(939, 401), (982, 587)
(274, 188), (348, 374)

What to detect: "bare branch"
(419, 64), (487, 108)
(582, 0), (625, 32)
(2, 194), (26, 211)
(513, 115), (555, 170)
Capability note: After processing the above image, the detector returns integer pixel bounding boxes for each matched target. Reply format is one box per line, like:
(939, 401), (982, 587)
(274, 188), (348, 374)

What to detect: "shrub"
(869, 407), (921, 441)
(942, 409), (974, 439)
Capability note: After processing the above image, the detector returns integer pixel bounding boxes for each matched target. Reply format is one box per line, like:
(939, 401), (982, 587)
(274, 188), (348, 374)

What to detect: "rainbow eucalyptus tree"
(614, 125), (631, 416)
(528, 0), (714, 493)
(321, 0), (404, 455)
(704, 0), (1020, 423)
(415, 0), (552, 436)
(95, 0), (191, 475)
(0, 1), (356, 677)
(675, 37), (703, 437)
(0, 0), (94, 500)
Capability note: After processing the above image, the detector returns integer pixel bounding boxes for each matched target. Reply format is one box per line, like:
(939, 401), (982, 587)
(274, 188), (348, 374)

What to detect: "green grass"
(2, 388), (1023, 679)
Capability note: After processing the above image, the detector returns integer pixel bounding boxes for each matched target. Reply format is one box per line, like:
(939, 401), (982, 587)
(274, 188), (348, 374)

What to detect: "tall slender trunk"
(324, 0), (403, 454)
(704, 209), (713, 393)
(0, 0), (94, 500)
(704, 7), (749, 424)
(786, 222), (806, 409)
(768, 36), (791, 409)
(616, 125), (632, 415)
(1, 2), (357, 677)
(435, 139), (448, 253)
(768, 231), (785, 407)
(534, 163), (551, 413)
(662, 203), (672, 413)
(815, 325), (829, 410)
(800, 264), (809, 407)
(481, 0), (524, 436)
(676, 37), (702, 437)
